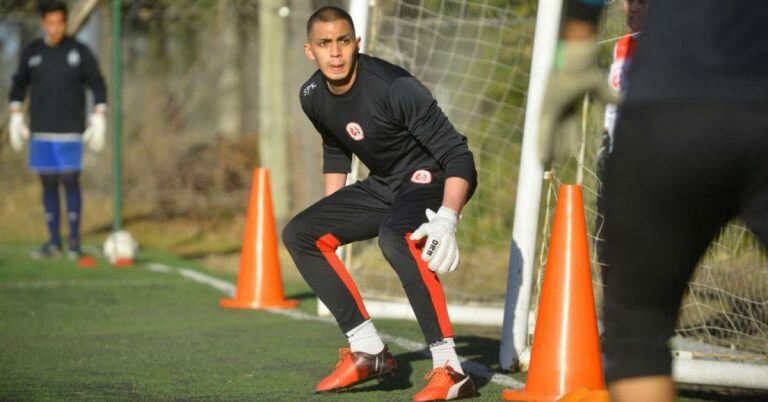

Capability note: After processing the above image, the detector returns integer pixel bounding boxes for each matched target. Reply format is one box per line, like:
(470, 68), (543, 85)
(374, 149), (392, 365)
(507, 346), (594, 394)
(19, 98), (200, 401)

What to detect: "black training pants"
(602, 101), (768, 382)
(283, 173), (466, 345)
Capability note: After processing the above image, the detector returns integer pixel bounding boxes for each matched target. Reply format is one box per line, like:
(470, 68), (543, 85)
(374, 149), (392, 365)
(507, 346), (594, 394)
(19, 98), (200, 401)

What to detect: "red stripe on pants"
(316, 233), (370, 320)
(405, 233), (454, 339)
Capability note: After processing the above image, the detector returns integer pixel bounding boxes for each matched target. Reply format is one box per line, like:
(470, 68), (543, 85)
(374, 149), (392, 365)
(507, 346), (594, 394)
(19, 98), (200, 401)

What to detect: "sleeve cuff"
(444, 151), (477, 184)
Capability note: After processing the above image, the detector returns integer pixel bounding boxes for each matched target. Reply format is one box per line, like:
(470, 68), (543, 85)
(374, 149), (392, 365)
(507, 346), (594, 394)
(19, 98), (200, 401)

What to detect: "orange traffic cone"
(220, 168), (298, 310)
(556, 388), (610, 402)
(503, 185), (605, 401)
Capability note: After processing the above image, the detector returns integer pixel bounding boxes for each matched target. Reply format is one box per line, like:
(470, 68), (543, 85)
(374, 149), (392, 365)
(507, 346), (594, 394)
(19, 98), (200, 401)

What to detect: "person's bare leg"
(609, 375), (676, 402)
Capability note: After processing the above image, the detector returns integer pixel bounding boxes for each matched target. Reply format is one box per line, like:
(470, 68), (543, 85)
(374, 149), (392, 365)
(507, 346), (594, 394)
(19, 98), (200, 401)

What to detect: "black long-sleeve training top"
(300, 54), (477, 188)
(9, 37), (107, 134)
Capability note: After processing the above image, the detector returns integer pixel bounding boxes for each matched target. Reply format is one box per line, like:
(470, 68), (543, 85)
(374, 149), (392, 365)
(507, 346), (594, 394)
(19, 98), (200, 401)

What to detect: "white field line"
(144, 262), (525, 389)
(145, 263), (173, 273)
(177, 268), (236, 295)
(2, 278), (170, 289)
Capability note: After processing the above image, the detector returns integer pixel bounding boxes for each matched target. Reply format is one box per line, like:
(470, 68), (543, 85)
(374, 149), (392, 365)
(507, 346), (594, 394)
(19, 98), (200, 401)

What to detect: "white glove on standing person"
(409, 206), (460, 274)
(82, 106), (106, 152)
(8, 110), (30, 152)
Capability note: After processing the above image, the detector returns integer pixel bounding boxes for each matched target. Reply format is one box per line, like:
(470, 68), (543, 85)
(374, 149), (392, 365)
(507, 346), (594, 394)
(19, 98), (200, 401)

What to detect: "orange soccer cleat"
(315, 346), (397, 393)
(413, 365), (477, 401)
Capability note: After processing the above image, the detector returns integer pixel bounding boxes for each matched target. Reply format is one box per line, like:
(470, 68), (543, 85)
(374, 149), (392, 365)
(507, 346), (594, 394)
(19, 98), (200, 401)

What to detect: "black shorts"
(282, 170), (475, 345)
(602, 100), (768, 382)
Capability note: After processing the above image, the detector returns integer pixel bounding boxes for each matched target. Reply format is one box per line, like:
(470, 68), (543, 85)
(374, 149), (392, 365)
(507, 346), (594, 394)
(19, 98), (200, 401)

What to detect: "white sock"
(346, 320), (385, 355)
(430, 338), (464, 374)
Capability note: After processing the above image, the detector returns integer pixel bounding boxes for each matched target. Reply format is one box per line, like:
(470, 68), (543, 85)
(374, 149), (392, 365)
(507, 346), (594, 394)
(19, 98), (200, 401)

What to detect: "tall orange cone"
(220, 168), (298, 310)
(556, 388), (610, 402)
(504, 185), (605, 401)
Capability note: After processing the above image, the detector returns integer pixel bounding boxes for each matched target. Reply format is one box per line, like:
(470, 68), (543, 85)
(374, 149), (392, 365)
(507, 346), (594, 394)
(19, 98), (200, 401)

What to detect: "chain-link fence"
(1, 0), (344, 254)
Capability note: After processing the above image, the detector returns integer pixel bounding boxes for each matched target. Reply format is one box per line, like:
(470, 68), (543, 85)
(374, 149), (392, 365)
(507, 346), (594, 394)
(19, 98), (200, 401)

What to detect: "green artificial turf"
(2, 243), (752, 402)
(0, 244), (512, 401)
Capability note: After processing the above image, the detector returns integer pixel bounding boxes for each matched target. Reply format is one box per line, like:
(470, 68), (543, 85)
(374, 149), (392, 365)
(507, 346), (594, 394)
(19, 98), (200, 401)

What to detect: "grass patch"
(0, 244), (512, 401)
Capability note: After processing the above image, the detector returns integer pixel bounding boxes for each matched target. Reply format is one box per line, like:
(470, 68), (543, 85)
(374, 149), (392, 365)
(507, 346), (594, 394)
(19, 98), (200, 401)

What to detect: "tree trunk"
(217, 0), (243, 139)
(259, 0), (290, 220)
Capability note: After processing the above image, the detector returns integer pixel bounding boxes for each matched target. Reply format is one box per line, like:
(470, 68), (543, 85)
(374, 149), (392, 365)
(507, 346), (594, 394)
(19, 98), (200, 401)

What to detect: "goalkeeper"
(8, 1), (107, 259)
(283, 6), (477, 401)
(539, 0), (768, 401)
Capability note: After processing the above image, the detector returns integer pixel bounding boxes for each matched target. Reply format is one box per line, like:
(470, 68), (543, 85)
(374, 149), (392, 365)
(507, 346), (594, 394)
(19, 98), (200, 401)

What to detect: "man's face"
(305, 19), (360, 83)
(41, 11), (67, 45)
(623, 0), (648, 33)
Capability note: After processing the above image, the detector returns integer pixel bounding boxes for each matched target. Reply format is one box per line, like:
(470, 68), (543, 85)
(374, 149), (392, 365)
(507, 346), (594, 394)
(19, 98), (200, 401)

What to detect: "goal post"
(498, 0), (562, 372)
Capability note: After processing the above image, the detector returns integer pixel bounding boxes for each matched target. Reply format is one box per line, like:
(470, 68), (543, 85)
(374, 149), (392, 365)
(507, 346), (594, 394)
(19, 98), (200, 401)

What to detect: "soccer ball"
(103, 230), (139, 265)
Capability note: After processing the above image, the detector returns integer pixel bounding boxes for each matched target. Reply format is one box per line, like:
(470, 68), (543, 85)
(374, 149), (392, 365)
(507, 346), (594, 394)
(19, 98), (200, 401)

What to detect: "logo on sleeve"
(302, 82), (317, 97)
(67, 49), (81, 67)
(345, 122), (365, 141)
(410, 170), (432, 184)
(28, 55), (42, 68)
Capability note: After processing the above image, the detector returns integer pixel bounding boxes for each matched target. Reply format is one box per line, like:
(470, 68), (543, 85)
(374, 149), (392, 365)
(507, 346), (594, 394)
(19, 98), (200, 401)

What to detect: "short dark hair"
(39, 1), (68, 19)
(306, 6), (355, 38)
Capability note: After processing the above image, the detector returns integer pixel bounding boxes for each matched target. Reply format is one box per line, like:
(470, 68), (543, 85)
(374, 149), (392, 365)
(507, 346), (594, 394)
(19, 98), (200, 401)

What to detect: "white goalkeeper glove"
(538, 41), (619, 167)
(409, 206), (459, 274)
(82, 108), (106, 153)
(8, 110), (30, 152)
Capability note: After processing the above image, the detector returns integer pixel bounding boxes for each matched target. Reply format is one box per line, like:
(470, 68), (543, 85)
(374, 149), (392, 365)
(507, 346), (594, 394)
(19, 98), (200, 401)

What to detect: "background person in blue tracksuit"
(8, 1), (107, 259)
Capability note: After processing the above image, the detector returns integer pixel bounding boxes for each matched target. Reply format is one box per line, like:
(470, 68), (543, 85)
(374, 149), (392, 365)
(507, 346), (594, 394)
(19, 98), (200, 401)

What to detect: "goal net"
(337, 0), (536, 322)
(339, 0), (767, 389)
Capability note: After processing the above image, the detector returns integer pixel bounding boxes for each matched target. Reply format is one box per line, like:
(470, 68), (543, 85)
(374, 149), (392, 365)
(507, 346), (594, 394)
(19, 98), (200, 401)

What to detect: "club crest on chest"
(28, 54), (42, 68)
(346, 122), (365, 141)
(67, 49), (80, 67)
